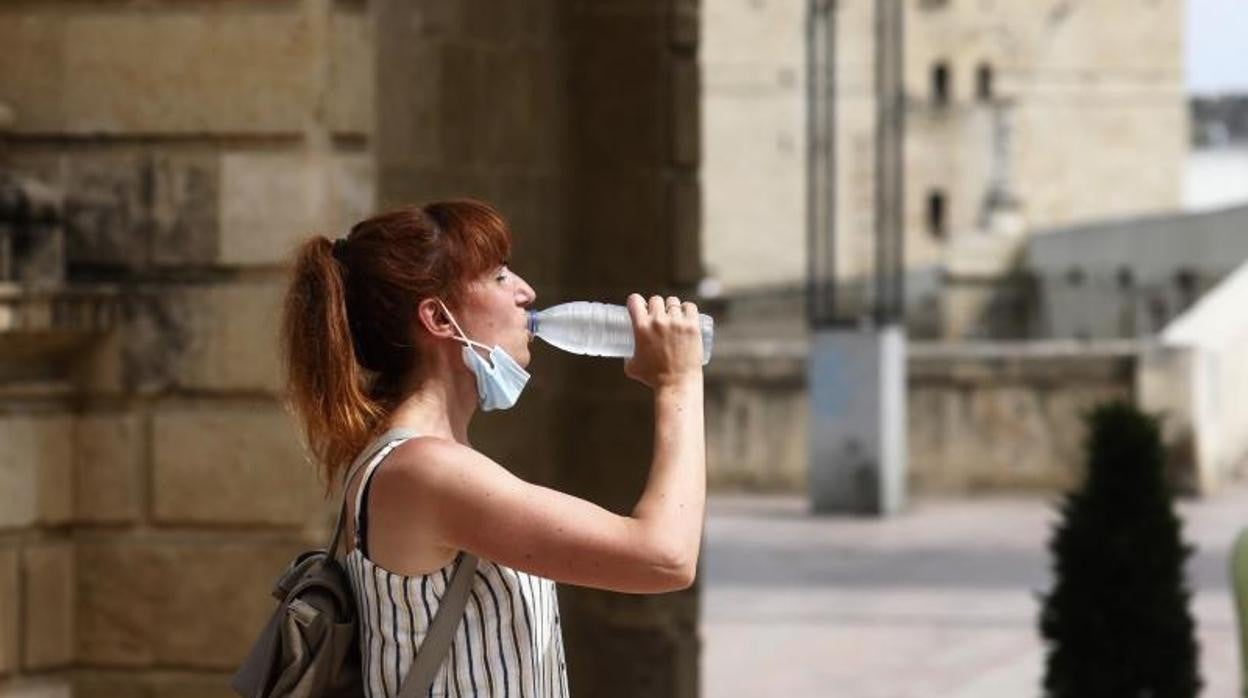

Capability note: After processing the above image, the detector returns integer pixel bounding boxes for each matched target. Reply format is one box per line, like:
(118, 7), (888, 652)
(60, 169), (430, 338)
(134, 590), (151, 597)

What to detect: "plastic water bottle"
(527, 301), (714, 365)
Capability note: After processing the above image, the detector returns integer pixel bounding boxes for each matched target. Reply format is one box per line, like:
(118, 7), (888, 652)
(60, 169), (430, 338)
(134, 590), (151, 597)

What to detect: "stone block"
(330, 9), (375, 136)
(0, 415), (73, 530)
(374, 38), (442, 171)
(564, 6), (669, 169)
(179, 280), (286, 393)
(220, 152), (375, 267)
(219, 153), (317, 266)
(563, 174), (667, 293)
(0, 678), (72, 698)
(21, 542), (74, 670)
(74, 671), (236, 698)
(74, 413), (143, 524)
(71, 672), (147, 698)
(145, 153), (221, 267)
(0, 547), (17, 676)
(330, 153), (377, 232)
(76, 539), (305, 669)
(0, 7), (319, 135)
(115, 287), (196, 395)
(148, 672), (239, 698)
(151, 405), (319, 526)
(561, 612), (698, 698)
(671, 56), (699, 168)
(20, 148), (221, 270)
(669, 177), (701, 286)
(90, 279), (285, 395)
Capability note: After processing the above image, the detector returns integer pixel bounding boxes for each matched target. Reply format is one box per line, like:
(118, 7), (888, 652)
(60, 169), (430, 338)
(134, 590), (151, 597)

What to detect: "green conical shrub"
(1039, 401), (1202, 697)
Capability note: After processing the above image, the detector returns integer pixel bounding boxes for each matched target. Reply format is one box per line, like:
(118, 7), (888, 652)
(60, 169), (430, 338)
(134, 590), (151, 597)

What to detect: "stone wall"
(705, 340), (1137, 495)
(0, 0), (370, 695)
(2, 1), (705, 696)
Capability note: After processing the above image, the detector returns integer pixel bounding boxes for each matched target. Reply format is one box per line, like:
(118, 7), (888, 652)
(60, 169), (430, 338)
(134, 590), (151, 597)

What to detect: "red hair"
(280, 199), (512, 495)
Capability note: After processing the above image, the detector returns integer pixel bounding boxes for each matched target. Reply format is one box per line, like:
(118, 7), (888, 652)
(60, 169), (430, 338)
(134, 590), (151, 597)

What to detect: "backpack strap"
(325, 427), (422, 559)
(398, 551), (480, 698)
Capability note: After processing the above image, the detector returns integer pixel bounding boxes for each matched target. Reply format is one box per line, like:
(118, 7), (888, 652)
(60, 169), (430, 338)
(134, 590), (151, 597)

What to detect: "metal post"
(808, 0), (908, 516)
(806, 0), (838, 327)
(874, 0), (905, 325)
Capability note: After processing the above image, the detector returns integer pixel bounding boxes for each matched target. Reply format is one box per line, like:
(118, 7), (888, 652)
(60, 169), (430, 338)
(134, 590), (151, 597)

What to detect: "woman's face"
(454, 262), (537, 367)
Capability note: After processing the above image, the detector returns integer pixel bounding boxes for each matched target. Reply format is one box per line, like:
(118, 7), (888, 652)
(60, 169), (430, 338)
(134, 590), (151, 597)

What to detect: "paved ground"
(701, 482), (1247, 697)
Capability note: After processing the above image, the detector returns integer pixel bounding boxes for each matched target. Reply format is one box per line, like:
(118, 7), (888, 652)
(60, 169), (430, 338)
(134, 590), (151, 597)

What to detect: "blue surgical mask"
(436, 299), (530, 411)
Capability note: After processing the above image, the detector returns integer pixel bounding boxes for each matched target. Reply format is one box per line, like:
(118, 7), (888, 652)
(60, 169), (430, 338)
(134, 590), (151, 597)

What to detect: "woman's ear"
(417, 298), (457, 340)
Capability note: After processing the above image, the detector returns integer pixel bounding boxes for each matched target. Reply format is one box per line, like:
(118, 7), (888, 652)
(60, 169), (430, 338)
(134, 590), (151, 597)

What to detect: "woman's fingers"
(648, 295), (665, 318)
(627, 293), (648, 326)
(633, 293), (697, 322)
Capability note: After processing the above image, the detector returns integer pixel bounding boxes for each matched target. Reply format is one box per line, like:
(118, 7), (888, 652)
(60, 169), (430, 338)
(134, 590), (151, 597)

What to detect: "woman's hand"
(624, 293), (704, 390)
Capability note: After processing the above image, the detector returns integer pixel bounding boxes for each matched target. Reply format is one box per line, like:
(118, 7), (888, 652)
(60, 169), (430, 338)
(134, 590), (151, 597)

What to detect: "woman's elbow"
(649, 543), (699, 592)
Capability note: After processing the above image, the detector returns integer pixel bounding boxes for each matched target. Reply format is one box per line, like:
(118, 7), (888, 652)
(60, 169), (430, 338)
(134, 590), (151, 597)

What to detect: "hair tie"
(331, 237), (348, 261)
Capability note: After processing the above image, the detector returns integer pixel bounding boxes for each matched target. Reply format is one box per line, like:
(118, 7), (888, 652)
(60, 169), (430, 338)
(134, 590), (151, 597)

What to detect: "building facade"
(703, 0), (1186, 294)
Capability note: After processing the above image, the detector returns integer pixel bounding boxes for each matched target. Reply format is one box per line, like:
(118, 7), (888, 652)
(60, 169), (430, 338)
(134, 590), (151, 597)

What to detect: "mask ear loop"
(435, 299), (496, 366)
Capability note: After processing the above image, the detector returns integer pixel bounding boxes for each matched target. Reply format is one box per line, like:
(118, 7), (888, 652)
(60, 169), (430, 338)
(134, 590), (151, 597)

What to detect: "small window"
(927, 190), (947, 239)
(932, 62), (950, 106)
(976, 63), (994, 101)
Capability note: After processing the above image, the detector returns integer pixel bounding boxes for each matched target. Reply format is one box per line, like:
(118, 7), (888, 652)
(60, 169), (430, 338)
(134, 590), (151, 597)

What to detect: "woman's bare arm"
(369, 294), (706, 593)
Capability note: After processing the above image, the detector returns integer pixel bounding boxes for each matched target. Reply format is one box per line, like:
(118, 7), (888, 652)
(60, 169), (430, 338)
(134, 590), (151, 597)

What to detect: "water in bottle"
(527, 301), (713, 365)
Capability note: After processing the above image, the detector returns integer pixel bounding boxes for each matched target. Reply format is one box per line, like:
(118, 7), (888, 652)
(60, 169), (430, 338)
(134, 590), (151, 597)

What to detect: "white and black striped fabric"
(344, 440), (569, 697)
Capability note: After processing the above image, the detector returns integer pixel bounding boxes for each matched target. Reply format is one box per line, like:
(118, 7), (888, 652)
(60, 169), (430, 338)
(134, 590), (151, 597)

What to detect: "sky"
(1187, 0), (1248, 94)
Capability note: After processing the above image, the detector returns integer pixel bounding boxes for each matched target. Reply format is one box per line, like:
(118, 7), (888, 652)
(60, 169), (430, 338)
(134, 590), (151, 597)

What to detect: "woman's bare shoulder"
(375, 435), (511, 499)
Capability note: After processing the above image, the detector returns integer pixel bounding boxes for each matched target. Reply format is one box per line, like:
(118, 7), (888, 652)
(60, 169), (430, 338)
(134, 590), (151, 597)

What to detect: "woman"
(281, 199), (706, 697)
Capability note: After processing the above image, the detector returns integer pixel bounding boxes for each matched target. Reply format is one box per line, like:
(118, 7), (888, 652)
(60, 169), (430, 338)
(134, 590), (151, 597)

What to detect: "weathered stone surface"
(145, 154), (221, 267)
(219, 152), (375, 267)
(562, 610), (699, 698)
(148, 672), (237, 698)
(0, 678), (72, 698)
(671, 56), (699, 168)
(72, 672), (147, 698)
(0, 547), (18, 676)
(21, 542), (74, 670)
(177, 280), (286, 394)
(219, 152), (316, 266)
(670, 177), (701, 286)
(0, 415), (73, 530)
(0, 8), (320, 135)
(0, 419), (38, 530)
(78, 280), (285, 395)
(75, 670), (249, 698)
(330, 9), (375, 136)
(6, 149), (221, 270)
(330, 153), (377, 233)
(74, 412), (143, 524)
(152, 405), (319, 526)
(76, 539), (305, 668)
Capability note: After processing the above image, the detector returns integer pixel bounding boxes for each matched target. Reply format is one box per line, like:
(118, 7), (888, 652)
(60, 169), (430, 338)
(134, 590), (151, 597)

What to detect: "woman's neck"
(386, 358), (478, 446)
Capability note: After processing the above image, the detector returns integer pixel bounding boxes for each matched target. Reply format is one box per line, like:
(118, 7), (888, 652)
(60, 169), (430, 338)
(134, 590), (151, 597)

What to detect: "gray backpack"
(231, 428), (479, 698)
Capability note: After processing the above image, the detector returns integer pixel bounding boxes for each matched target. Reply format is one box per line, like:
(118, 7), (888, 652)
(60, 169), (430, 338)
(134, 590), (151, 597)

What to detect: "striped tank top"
(344, 437), (570, 697)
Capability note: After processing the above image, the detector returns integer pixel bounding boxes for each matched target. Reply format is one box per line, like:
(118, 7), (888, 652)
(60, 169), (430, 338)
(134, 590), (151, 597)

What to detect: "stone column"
(374, 0), (702, 695)
(555, 1), (702, 696)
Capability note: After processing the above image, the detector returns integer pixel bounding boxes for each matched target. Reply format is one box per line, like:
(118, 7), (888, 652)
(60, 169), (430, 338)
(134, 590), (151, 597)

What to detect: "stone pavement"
(701, 482), (1247, 697)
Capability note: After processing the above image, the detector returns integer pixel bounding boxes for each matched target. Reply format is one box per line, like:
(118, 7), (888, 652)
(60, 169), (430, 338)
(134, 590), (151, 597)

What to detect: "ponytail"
(281, 236), (387, 497)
